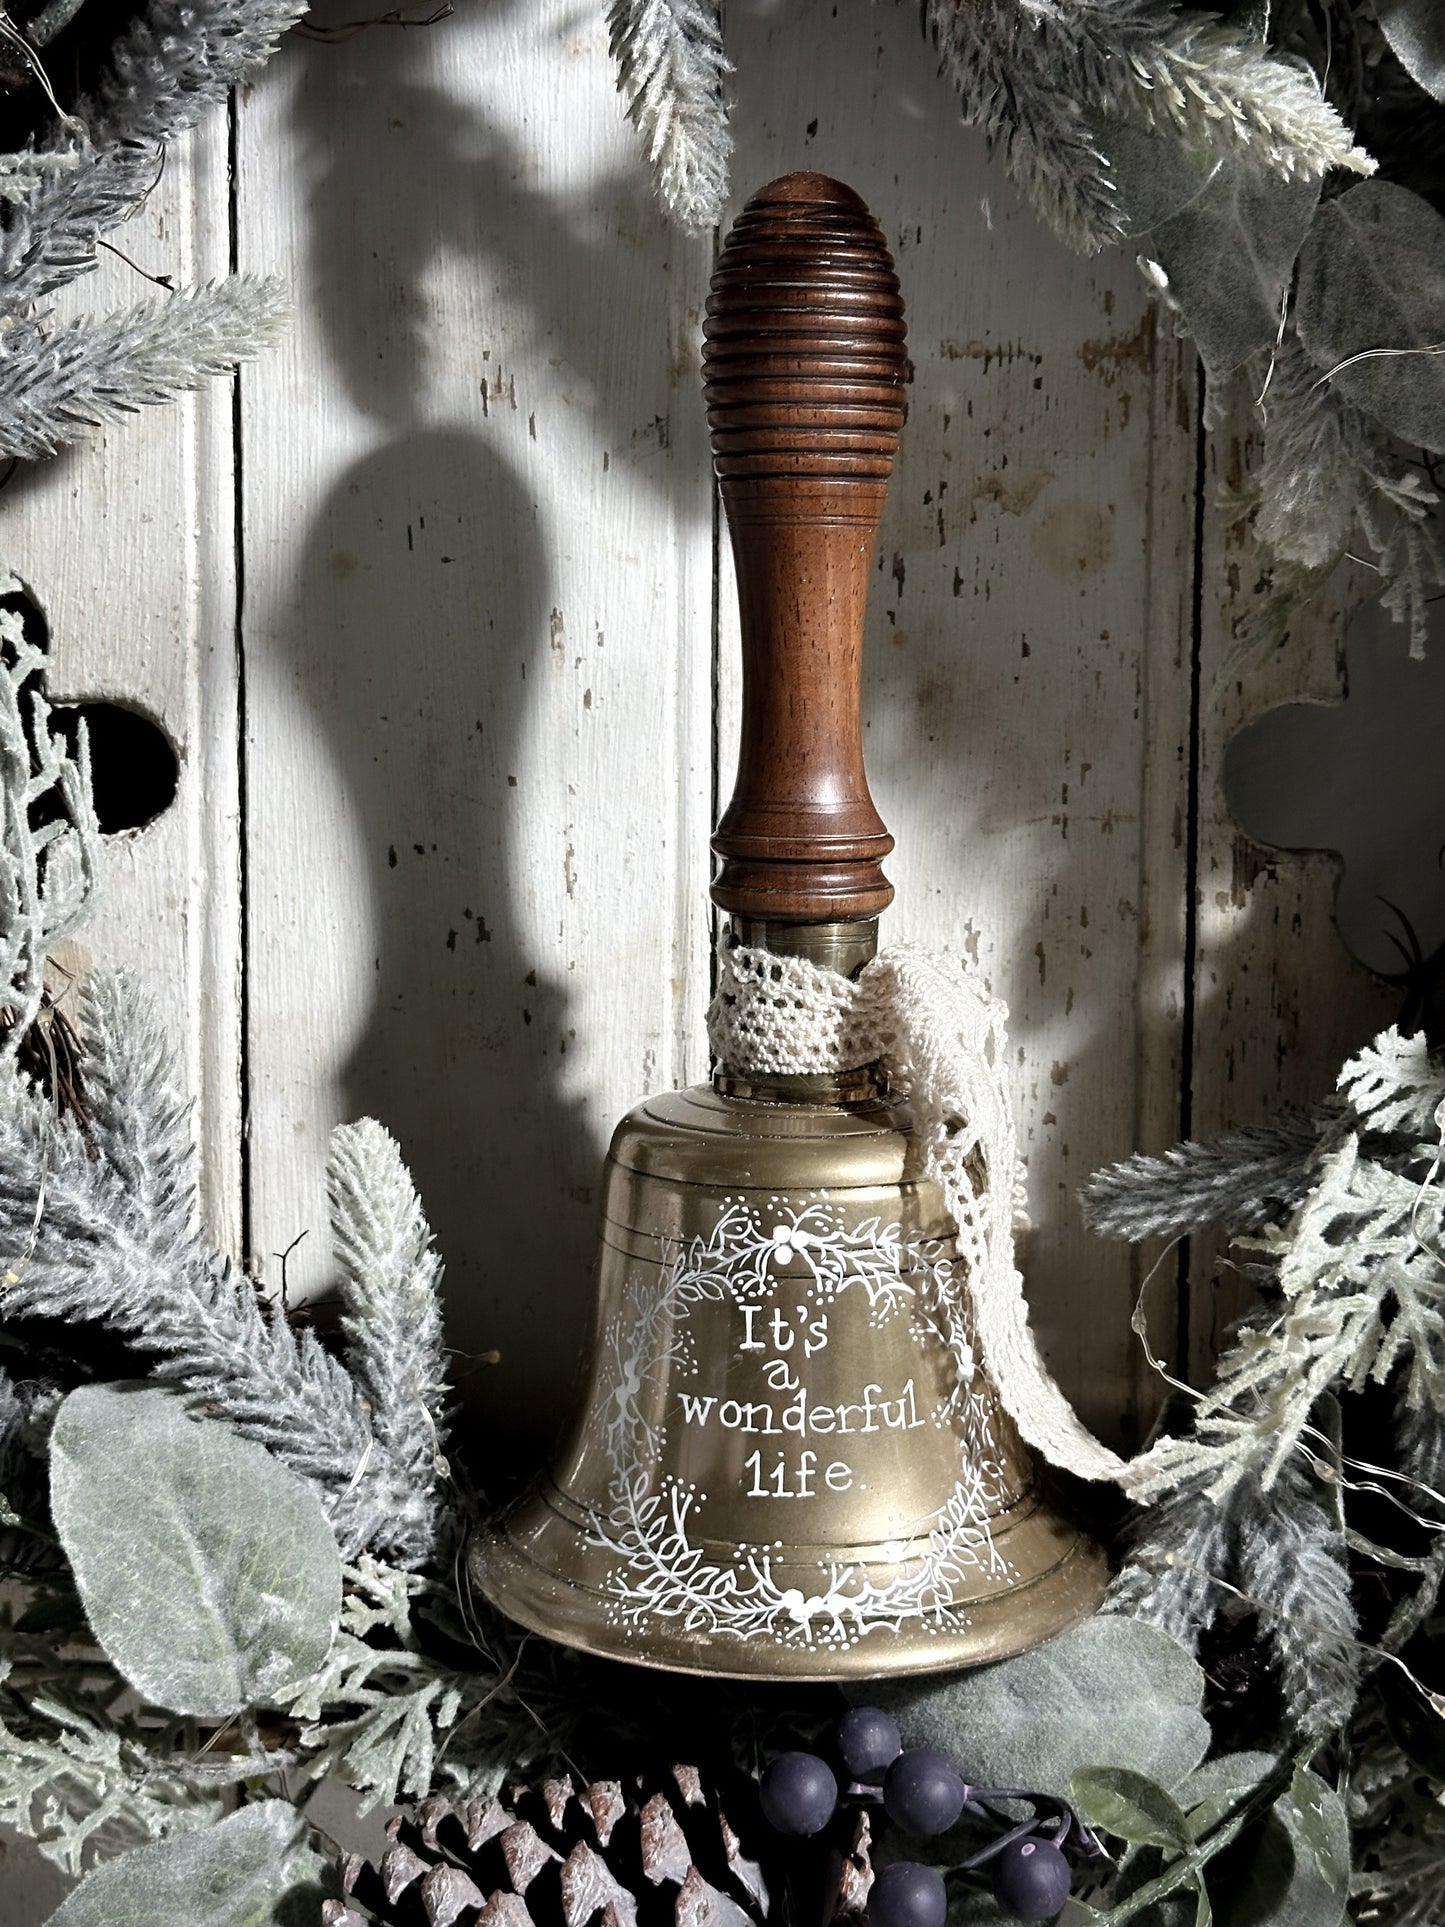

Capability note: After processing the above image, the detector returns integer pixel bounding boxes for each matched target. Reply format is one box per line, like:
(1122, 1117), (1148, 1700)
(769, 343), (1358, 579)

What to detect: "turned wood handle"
(704, 172), (906, 924)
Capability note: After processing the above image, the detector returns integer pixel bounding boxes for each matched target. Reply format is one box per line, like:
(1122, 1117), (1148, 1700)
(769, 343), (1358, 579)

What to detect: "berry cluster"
(758, 1707), (1105, 1924)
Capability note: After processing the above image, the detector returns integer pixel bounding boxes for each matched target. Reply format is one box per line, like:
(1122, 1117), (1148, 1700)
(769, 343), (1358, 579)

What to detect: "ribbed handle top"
(703, 173), (908, 483)
(706, 175), (906, 926)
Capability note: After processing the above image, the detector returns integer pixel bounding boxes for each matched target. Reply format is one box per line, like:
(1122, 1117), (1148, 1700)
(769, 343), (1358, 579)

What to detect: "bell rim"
(467, 1510), (1111, 1683)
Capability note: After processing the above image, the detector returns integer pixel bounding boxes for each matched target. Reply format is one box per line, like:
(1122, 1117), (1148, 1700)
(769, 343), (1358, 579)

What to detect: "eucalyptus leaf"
(1177, 1753), (1279, 1842)
(1296, 179), (1445, 451)
(1072, 1767), (1194, 1851)
(1377, 0), (1445, 102)
(50, 1385), (341, 1718)
(1175, 1755), (1347, 1927)
(1143, 152), (1319, 382)
(41, 1801), (327, 1927)
(864, 1617), (1209, 1800)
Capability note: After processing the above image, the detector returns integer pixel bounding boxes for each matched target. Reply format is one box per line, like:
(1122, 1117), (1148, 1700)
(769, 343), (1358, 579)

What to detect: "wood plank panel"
(1186, 407), (1397, 1373)
(0, 116), (241, 1249)
(235, 4), (715, 1449)
(719, 1), (1198, 1453)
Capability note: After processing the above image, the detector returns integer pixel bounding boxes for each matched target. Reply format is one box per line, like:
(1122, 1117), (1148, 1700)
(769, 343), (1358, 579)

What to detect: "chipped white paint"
(235, 3), (714, 1442)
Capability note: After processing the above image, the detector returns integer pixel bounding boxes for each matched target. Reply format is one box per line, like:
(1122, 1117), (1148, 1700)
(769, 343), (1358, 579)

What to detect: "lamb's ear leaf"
(40, 1802), (329, 1927)
(1105, 118), (1319, 383)
(857, 1615), (1209, 1798)
(50, 1384), (341, 1718)
(1296, 179), (1445, 451)
(1376, 0), (1445, 102)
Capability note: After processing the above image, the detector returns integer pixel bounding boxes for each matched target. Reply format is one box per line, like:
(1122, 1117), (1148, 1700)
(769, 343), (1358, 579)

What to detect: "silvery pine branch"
(925, 0), (1123, 252)
(1081, 1103), (1335, 1241)
(1109, 1452), (1359, 1737)
(0, 970), (453, 1567)
(0, 589), (102, 1058)
(0, 276), (290, 461)
(0, 0), (310, 315)
(1053, 0), (1371, 178)
(0, 151), (78, 211)
(608, 0), (731, 230)
(925, 0), (1369, 253)
(329, 1118), (454, 1554)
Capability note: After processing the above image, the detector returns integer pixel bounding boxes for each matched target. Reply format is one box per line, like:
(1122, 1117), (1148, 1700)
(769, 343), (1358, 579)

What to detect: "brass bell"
(471, 173), (1108, 1678)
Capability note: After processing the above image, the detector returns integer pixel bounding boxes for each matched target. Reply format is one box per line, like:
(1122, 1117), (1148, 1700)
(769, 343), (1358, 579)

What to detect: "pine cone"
(324, 1764), (776, 1927)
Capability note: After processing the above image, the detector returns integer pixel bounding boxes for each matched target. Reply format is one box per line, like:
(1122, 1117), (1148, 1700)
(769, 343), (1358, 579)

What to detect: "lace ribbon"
(708, 935), (1127, 1485)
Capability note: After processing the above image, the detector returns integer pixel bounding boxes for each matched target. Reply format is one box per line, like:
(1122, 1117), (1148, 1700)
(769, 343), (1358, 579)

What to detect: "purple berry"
(759, 1751), (838, 1836)
(838, 1706), (903, 1785)
(866, 1861), (948, 1927)
(882, 1747), (967, 1836)
(990, 1838), (1073, 1921)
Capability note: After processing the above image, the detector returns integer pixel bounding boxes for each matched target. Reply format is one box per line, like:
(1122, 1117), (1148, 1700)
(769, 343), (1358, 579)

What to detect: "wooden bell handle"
(704, 172), (906, 924)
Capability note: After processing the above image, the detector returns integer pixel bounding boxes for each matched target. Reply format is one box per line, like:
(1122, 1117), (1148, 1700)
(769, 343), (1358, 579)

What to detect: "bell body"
(472, 1080), (1107, 1678)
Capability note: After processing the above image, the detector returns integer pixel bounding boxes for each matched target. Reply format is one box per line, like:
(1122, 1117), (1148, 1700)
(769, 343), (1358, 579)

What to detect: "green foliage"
(283, 1554), (560, 1811)
(40, 1800), (328, 1927)
(1296, 181), (1445, 452)
(1072, 1766), (1195, 1851)
(0, 969), (455, 1567)
(1106, 129), (1320, 388)
(1067, 1753), (1347, 1927)
(868, 1616), (1209, 1800)
(49, 1386), (341, 1719)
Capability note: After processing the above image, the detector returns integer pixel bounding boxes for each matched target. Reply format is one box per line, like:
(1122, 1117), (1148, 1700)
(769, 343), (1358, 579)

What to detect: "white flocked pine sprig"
(0, 968), (454, 1569)
(0, 0), (308, 461)
(0, 278), (291, 461)
(0, 585), (101, 1060)
(1094, 1023), (1445, 1736)
(0, 0), (310, 316)
(607, 0), (732, 231)
(923, 0), (1372, 254)
(328, 1118), (453, 1556)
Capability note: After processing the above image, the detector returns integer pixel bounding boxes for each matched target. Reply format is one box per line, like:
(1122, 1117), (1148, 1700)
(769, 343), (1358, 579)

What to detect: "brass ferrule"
(713, 917), (883, 1104)
(726, 917), (879, 978)
(711, 1064), (884, 1105)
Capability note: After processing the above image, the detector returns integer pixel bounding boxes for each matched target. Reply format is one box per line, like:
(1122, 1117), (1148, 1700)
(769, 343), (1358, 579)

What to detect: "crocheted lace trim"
(708, 934), (1127, 1485)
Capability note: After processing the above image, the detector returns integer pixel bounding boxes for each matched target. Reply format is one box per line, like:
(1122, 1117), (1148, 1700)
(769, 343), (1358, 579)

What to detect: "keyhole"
(1, 581), (178, 835)
(46, 703), (179, 834)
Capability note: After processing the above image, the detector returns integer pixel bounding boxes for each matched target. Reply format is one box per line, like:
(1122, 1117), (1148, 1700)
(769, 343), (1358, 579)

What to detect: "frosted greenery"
(1087, 1019), (1445, 1916)
(0, 0), (306, 461)
(0, 584), (101, 1059)
(613, 0), (1445, 665)
(49, 1388), (343, 1720)
(608, 0), (730, 231)
(0, 970), (454, 1569)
